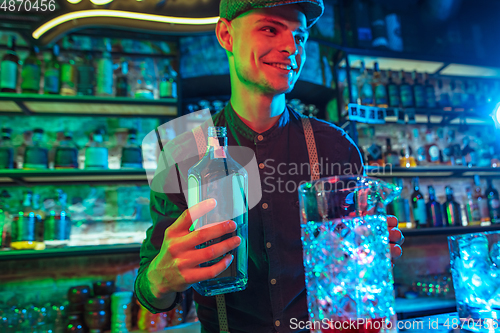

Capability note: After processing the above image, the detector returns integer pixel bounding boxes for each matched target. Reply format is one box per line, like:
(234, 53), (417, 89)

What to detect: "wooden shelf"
(0, 93), (178, 118)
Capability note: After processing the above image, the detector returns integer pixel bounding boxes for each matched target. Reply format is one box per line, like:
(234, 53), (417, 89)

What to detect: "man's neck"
(230, 89), (286, 134)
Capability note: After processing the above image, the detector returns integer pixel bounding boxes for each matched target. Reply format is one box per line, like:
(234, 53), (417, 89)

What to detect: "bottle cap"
(34, 128), (44, 134)
(128, 128), (137, 135)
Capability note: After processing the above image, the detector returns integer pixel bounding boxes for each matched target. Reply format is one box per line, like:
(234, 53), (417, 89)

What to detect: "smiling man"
(135, 1), (404, 332)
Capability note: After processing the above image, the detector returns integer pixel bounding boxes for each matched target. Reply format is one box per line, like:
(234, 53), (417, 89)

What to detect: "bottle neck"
(208, 137), (227, 159)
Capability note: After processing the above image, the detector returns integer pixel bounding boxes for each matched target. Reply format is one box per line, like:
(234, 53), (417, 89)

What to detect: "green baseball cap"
(219, 0), (324, 28)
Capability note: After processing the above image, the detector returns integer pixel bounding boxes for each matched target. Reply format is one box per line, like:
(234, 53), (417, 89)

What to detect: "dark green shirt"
(135, 103), (363, 333)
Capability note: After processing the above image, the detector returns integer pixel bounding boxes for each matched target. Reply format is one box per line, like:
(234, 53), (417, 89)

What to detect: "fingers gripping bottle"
(187, 126), (248, 296)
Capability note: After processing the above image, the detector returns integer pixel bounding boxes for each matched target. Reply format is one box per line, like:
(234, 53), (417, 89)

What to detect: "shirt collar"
(225, 102), (290, 142)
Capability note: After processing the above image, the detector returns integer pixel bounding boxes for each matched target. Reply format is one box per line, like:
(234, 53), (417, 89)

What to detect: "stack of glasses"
(111, 291), (133, 333)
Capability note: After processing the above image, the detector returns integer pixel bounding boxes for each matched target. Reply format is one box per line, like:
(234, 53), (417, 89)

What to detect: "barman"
(135, 0), (404, 332)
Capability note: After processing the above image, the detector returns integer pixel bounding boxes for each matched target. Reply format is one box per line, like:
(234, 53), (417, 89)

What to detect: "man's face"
(229, 5), (309, 94)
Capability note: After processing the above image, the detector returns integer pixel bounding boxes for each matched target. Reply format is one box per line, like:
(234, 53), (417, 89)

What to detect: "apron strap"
(192, 127), (230, 333)
(190, 115), (319, 332)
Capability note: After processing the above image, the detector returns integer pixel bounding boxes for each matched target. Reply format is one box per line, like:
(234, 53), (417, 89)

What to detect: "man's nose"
(280, 31), (298, 56)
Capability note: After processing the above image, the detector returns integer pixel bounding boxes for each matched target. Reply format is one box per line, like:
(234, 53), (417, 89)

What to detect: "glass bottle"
(399, 70), (414, 108)
(0, 128), (14, 169)
(386, 69), (400, 108)
(96, 39), (114, 97)
(134, 62), (155, 99)
(365, 127), (383, 166)
(486, 178), (500, 224)
(159, 62), (178, 99)
(44, 44), (61, 95)
(61, 38), (77, 96)
(424, 73), (437, 108)
(55, 132), (79, 169)
(474, 175), (490, 225)
(45, 189), (71, 247)
(387, 178), (412, 229)
(32, 192), (45, 243)
(187, 126), (248, 296)
(411, 177), (427, 228)
(342, 68), (358, 111)
(438, 79), (451, 108)
(411, 128), (426, 166)
(357, 61), (373, 105)
(450, 80), (463, 108)
(0, 190), (12, 249)
(426, 185), (444, 227)
(424, 129), (442, 164)
(21, 45), (42, 94)
(443, 129), (461, 166)
(412, 71), (426, 108)
(0, 36), (20, 93)
(444, 186), (462, 227)
(372, 62), (387, 107)
(465, 187), (481, 226)
(399, 131), (417, 168)
(115, 61), (130, 98)
(461, 136), (476, 167)
(85, 129), (109, 170)
(11, 191), (40, 250)
(24, 128), (49, 170)
(383, 138), (399, 166)
(121, 128), (143, 169)
(77, 54), (95, 96)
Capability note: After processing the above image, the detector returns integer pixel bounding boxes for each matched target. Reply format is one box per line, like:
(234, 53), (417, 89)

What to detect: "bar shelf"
(401, 224), (500, 237)
(366, 166), (500, 178)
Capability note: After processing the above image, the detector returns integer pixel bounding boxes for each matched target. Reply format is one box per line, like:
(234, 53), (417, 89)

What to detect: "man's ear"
(216, 18), (233, 53)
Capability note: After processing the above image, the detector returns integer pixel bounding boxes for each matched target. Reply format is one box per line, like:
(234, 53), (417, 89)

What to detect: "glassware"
(159, 61), (178, 99)
(134, 62), (154, 99)
(411, 177), (427, 228)
(44, 44), (61, 95)
(298, 176), (400, 333)
(115, 61), (130, 98)
(0, 190), (12, 249)
(424, 73), (437, 108)
(85, 129), (108, 170)
(96, 39), (114, 97)
(387, 178), (411, 229)
(121, 129), (143, 169)
(448, 231), (500, 330)
(24, 128), (49, 169)
(0, 128), (14, 169)
(55, 132), (79, 169)
(386, 69), (400, 108)
(444, 186), (462, 227)
(77, 54), (95, 96)
(427, 185), (444, 227)
(1, 36), (19, 93)
(357, 61), (373, 105)
(412, 71), (425, 108)
(187, 126), (248, 296)
(44, 189), (71, 247)
(466, 187), (481, 226)
(399, 70), (414, 108)
(11, 191), (42, 250)
(111, 291), (133, 333)
(61, 37), (77, 96)
(383, 138), (399, 166)
(486, 179), (500, 224)
(474, 175), (490, 225)
(372, 62), (387, 107)
(21, 45), (42, 94)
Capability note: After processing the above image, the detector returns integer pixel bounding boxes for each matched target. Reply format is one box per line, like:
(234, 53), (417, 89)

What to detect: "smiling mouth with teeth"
(264, 62), (296, 71)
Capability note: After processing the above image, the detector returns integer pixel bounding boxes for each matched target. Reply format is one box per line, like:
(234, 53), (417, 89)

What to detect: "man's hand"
(147, 198), (241, 298)
(388, 215), (403, 259)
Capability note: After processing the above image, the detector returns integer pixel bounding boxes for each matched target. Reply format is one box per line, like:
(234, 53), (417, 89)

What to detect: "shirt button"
(266, 242), (272, 248)
(262, 203), (268, 209)
(270, 279), (276, 285)
(257, 135), (264, 141)
(259, 163), (265, 169)
(275, 320), (280, 327)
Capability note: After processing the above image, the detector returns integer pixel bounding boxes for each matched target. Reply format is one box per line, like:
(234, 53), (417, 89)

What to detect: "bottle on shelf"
(461, 136), (476, 167)
(60, 37), (77, 96)
(356, 61), (373, 105)
(411, 128), (426, 165)
(121, 128), (143, 169)
(96, 38), (114, 97)
(115, 60), (130, 98)
(383, 138), (399, 166)
(187, 126), (248, 296)
(437, 79), (451, 108)
(21, 45), (42, 94)
(486, 178), (500, 224)
(44, 44), (61, 95)
(77, 54), (95, 96)
(423, 129), (442, 164)
(412, 71), (426, 108)
(84, 128), (108, 170)
(399, 70), (414, 108)
(423, 73), (437, 109)
(0, 35), (20, 93)
(0, 128), (14, 169)
(443, 129), (462, 166)
(0, 190), (12, 249)
(387, 178), (412, 228)
(411, 177), (427, 228)
(44, 189), (71, 247)
(444, 186), (462, 227)
(365, 127), (383, 166)
(473, 175), (490, 225)
(372, 62), (387, 107)
(426, 185), (444, 227)
(134, 62), (155, 99)
(159, 61), (178, 99)
(386, 69), (400, 108)
(55, 132), (79, 169)
(23, 128), (49, 170)
(342, 69), (358, 112)
(465, 187), (481, 226)
(450, 80), (463, 109)
(11, 191), (43, 250)
(32, 193), (45, 243)
(399, 131), (417, 168)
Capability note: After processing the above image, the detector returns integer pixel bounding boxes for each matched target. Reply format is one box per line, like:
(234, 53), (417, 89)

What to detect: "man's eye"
(262, 27), (276, 34)
(295, 36), (305, 43)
